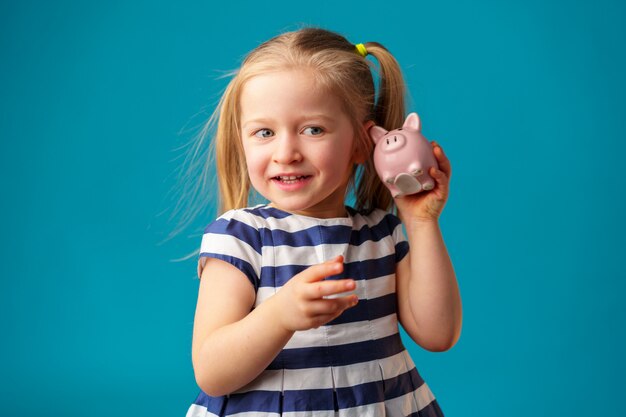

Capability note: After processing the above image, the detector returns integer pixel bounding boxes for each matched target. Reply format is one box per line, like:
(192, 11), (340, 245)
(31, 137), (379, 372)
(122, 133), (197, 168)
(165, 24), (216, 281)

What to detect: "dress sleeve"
(197, 210), (262, 290)
(388, 213), (409, 263)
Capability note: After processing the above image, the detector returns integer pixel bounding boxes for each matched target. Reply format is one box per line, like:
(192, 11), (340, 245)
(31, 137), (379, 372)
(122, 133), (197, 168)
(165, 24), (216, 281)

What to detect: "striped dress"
(186, 204), (444, 417)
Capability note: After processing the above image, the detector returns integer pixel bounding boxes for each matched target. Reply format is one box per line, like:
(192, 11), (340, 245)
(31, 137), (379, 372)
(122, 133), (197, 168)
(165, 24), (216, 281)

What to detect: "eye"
(303, 126), (324, 136)
(254, 129), (274, 139)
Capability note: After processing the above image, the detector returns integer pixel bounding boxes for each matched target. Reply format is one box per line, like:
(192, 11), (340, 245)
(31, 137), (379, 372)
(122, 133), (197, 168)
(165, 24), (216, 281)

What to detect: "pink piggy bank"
(369, 112), (439, 198)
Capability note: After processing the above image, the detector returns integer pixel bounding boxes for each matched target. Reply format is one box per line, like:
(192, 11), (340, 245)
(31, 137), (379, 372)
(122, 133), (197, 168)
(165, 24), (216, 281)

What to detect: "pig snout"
(380, 134), (406, 153)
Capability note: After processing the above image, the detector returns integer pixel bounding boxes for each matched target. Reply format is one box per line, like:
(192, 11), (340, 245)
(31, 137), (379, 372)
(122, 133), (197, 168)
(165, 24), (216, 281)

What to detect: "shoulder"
(201, 204), (299, 252)
(202, 205), (276, 240)
(205, 205), (295, 231)
(200, 206), (267, 254)
(198, 206), (269, 286)
(205, 206), (260, 232)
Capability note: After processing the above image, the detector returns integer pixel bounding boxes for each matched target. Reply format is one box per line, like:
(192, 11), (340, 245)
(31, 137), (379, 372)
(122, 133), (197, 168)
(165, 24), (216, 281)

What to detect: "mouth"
(271, 175), (312, 184)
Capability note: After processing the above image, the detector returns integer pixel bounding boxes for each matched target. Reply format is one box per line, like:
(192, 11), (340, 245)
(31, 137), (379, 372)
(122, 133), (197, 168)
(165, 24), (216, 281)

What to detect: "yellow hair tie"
(355, 43), (368, 57)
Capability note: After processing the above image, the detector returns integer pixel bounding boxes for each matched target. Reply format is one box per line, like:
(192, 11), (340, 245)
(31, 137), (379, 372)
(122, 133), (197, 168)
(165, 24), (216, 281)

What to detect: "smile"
(272, 175), (311, 184)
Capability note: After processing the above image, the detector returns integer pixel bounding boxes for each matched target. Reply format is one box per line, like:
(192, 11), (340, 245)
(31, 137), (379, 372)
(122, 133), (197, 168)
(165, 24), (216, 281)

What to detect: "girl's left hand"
(394, 141), (452, 223)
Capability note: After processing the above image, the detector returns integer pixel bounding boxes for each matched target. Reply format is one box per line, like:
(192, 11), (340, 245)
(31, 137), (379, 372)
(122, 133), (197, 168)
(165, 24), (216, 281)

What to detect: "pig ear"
(403, 113), (421, 131)
(369, 125), (388, 144)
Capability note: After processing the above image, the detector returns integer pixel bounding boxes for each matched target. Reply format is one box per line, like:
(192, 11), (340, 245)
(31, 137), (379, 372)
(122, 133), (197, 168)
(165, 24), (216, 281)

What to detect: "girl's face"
(239, 69), (363, 218)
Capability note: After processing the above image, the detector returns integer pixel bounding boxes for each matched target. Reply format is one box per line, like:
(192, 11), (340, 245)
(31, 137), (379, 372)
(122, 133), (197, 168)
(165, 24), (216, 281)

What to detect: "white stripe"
(218, 208), (259, 228)
(413, 381), (437, 410)
(238, 206), (388, 236)
(185, 404), (219, 417)
(392, 222), (408, 244)
(319, 386), (434, 417)
(233, 369), (284, 393)
(188, 401), (284, 417)
(383, 384), (436, 415)
(200, 232), (261, 278)
(218, 207), (392, 245)
(329, 402), (386, 417)
(268, 238), (396, 267)
(331, 350), (416, 389)
(257, 211), (353, 233)
(226, 412), (281, 417)
(234, 350), (414, 393)
(283, 411), (345, 417)
(284, 314), (398, 349)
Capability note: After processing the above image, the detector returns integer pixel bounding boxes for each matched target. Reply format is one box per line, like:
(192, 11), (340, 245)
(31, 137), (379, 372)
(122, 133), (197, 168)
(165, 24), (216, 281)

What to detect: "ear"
(352, 121), (376, 164)
(369, 125), (388, 145)
(363, 120), (375, 132)
(403, 112), (421, 131)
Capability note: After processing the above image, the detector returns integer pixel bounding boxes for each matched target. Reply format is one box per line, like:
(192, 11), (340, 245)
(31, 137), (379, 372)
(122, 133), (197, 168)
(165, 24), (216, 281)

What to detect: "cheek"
(319, 140), (354, 176)
(242, 146), (263, 181)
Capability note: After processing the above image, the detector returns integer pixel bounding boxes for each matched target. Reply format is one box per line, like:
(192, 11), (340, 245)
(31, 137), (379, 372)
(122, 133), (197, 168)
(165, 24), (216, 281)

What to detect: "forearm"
(194, 296), (294, 397)
(405, 219), (462, 349)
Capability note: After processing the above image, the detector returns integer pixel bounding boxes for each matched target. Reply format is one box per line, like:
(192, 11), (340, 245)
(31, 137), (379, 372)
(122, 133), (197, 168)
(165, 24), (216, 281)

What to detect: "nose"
(272, 133), (302, 164)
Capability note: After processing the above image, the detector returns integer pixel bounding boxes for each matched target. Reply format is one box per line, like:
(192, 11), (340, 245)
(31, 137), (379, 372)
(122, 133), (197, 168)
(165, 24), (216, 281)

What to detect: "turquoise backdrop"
(2, 0), (625, 416)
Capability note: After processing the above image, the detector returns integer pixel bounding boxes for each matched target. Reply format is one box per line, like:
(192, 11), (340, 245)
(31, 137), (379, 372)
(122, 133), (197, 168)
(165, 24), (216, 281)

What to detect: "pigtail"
(215, 78), (250, 214)
(363, 42), (406, 130)
(354, 42), (407, 214)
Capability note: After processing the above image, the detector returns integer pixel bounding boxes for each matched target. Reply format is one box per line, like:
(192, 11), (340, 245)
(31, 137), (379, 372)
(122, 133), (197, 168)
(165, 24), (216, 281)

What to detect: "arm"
(191, 257), (292, 397)
(191, 256), (358, 397)
(395, 221), (462, 351)
(394, 141), (462, 351)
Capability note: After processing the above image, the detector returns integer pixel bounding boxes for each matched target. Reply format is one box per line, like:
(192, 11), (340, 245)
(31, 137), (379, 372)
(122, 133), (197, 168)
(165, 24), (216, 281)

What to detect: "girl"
(186, 27), (461, 417)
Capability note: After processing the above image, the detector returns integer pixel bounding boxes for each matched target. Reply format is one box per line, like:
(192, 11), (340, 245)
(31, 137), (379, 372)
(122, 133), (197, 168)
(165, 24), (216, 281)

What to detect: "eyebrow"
(241, 114), (336, 128)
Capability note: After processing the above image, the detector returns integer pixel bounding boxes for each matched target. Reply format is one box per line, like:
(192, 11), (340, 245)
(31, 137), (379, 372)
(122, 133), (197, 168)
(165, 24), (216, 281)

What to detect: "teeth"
(278, 175), (304, 180)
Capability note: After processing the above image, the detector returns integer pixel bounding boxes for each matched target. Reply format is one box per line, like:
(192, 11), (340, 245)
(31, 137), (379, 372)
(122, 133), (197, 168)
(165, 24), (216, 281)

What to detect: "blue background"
(2, 0), (625, 416)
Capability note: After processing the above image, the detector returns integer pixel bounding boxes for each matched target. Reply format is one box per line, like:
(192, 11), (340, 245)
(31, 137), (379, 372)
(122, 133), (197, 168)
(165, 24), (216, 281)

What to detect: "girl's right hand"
(271, 255), (359, 332)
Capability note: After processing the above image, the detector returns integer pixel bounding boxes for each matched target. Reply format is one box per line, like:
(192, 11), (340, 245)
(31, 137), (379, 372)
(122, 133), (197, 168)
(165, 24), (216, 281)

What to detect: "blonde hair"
(166, 27), (408, 247)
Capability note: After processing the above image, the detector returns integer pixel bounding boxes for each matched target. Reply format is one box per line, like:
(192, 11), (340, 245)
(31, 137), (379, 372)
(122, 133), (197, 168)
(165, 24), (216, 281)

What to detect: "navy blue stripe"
(191, 391), (226, 414)
(192, 366), (426, 413)
(259, 254), (397, 288)
(327, 293), (397, 325)
(198, 253), (258, 290)
(408, 399), (444, 417)
(260, 225), (353, 247)
(350, 212), (402, 246)
(407, 361), (426, 392)
(385, 367), (425, 400)
(283, 389), (335, 412)
(203, 218), (262, 254)
(206, 208), (403, 255)
(225, 390), (281, 414)
(396, 241), (409, 262)
(335, 380), (384, 409)
(268, 332), (404, 370)
(259, 263), (305, 288)
(252, 213), (403, 248)
(336, 367), (425, 408)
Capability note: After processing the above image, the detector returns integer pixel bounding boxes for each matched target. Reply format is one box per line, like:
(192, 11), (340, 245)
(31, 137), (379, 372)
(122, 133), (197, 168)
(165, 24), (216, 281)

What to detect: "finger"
(306, 295), (359, 316)
(308, 278), (356, 299)
(429, 166), (449, 184)
(299, 256), (344, 284)
(311, 299), (358, 327)
(429, 168), (450, 198)
(431, 142), (452, 178)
